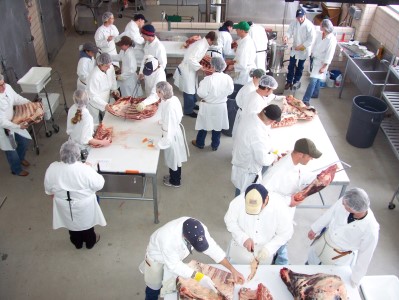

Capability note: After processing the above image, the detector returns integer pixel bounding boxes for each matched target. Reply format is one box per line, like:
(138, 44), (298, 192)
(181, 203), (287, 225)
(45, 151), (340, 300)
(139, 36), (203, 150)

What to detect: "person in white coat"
(136, 55), (166, 112)
(307, 188), (379, 287)
(44, 140), (106, 249)
(117, 13), (147, 64)
(86, 53), (119, 126)
(192, 57), (234, 151)
(225, 184), (293, 264)
(173, 31), (218, 118)
(112, 36), (139, 97)
(0, 75), (31, 176)
(248, 21), (268, 72)
(67, 89), (111, 151)
(302, 19), (337, 106)
(283, 8), (315, 89)
(76, 42), (99, 90)
(143, 217), (245, 300)
(217, 20), (235, 57)
(225, 21), (256, 85)
(94, 12), (119, 67)
(261, 138), (322, 264)
(155, 82), (188, 188)
(139, 24), (167, 73)
(231, 104), (281, 196)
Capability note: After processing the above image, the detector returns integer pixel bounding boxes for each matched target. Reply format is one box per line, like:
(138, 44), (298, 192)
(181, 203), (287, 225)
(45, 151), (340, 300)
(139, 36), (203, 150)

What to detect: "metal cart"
(117, 0), (146, 18)
(74, 0), (112, 34)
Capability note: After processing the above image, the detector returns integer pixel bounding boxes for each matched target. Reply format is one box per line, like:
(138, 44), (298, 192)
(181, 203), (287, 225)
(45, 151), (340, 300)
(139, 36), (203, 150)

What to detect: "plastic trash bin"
(346, 95), (387, 148)
(329, 70), (342, 80)
(222, 84), (243, 137)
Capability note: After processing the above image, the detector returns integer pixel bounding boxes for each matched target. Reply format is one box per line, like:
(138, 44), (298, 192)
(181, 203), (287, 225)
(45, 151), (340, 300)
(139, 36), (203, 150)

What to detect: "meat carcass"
(239, 283), (274, 300)
(292, 164), (338, 205)
(271, 115), (298, 128)
(92, 123), (113, 147)
(285, 95), (317, 120)
(177, 260), (234, 300)
(200, 55), (214, 76)
(183, 35), (202, 48)
(280, 267), (347, 300)
(107, 97), (159, 120)
(12, 102), (44, 125)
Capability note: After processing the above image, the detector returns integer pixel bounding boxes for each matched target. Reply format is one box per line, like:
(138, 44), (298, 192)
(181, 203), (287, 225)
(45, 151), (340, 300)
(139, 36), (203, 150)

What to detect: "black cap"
(296, 8), (306, 17)
(182, 218), (209, 252)
(82, 42), (99, 54)
(263, 104), (282, 122)
(133, 13), (147, 22)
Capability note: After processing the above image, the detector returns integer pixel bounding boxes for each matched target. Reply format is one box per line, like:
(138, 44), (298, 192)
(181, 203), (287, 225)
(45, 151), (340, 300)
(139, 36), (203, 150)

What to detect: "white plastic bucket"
(326, 77), (335, 88)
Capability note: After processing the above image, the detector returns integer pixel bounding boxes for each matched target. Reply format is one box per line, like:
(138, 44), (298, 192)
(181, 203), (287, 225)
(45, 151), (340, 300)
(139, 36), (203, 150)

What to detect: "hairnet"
(102, 12), (113, 23)
(73, 89), (89, 108)
(343, 188), (370, 212)
(156, 81), (173, 99)
(60, 140), (81, 164)
(249, 68), (265, 79)
(96, 53), (112, 65)
(0, 74), (4, 82)
(259, 75), (278, 89)
(321, 19), (334, 34)
(211, 57), (226, 72)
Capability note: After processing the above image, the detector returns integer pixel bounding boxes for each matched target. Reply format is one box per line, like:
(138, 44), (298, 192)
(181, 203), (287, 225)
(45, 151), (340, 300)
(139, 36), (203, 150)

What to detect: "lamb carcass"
(12, 102), (44, 125)
(107, 97), (159, 120)
(239, 283), (274, 300)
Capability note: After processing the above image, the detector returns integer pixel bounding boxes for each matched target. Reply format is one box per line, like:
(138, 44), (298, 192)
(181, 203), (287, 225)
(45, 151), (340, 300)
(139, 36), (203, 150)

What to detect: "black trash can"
(222, 84), (243, 137)
(346, 95), (388, 148)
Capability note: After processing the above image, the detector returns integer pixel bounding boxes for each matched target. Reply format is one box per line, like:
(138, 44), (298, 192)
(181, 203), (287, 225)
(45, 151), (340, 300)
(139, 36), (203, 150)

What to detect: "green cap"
(233, 21), (250, 32)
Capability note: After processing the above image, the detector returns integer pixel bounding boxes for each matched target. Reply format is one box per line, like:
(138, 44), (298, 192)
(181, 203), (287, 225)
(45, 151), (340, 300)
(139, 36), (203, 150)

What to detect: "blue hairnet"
(60, 140), (81, 164)
(102, 12), (114, 23)
(73, 89), (89, 108)
(156, 81), (173, 99)
(259, 75), (278, 89)
(211, 57), (226, 72)
(343, 188), (370, 212)
(96, 53), (112, 65)
(321, 19), (334, 34)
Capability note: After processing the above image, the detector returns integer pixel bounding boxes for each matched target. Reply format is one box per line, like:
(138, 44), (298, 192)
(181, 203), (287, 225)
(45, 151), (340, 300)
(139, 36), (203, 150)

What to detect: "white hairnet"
(60, 140), (81, 164)
(73, 89), (89, 108)
(102, 12), (113, 23)
(321, 19), (334, 34)
(211, 57), (226, 72)
(96, 53), (112, 65)
(249, 68), (266, 79)
(156, 81), (173, 99)
(343, 188), (370, 212)
(259, 75), (278, 89)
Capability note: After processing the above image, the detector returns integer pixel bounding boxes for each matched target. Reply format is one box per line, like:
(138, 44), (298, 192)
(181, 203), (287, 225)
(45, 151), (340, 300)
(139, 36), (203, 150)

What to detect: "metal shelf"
(389, 65), (399, 80)
(382, 91), (399, 119)
(381, 118), (399, 160)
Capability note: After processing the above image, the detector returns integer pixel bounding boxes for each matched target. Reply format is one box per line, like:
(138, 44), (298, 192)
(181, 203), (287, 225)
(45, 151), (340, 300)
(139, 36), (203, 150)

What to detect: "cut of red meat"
(183, 35), (202, 48)
(12, 102), (44, 125)
(92, 123), (113, 147)
(239, 283), (274, 300)
(271, 116), (298, 128)
(200, 55), (214, 76)
(107, 97), (159, 120)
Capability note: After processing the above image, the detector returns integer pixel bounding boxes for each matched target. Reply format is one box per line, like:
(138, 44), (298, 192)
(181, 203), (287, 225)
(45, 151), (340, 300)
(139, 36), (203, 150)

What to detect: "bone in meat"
(239, 283), (274, 300)
(285, 95), (317, 120)
(12, 102), (44, 125)
(183, 35), (202, 48)
(280, 267), (347, 300)
(271, 116), (298, 128)
(247, 257), (260, 281)
(107, 97), (159, 120)
(200, 55), (214, 76)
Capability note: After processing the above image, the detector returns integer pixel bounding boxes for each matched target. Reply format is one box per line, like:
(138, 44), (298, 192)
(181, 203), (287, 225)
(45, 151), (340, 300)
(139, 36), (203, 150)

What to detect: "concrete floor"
(1, 5), (399, 300)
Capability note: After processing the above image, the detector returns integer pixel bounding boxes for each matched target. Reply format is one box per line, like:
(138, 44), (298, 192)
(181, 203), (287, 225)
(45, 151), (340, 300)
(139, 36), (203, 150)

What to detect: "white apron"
(195, 101), (229, 131)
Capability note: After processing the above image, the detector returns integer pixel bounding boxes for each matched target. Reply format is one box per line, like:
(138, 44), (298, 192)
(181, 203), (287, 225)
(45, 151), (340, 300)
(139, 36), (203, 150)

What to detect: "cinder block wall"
(29, 0), (49, 66)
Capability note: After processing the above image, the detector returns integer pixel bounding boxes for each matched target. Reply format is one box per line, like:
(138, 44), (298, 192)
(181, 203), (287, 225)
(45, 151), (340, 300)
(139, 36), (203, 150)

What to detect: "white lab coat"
(157, 96), (187, 171)
(248, 23), (268, 71)
(94, 24), (120, 66)
(118, 20), (145, 63)
(240, 90), (270, 118)
(44, 161), (106, 231)
(86, 65), (117, 125)
(233, 35), (257, 85)
(140, 37), (167, 72)
(231, 114), (276, 192)
(218, 30), (235, 56)
(308, 198), (379, 284)
(0, 84), (32, 151)
(310, 31), (337, 79)
(195, 72), (234, 131)
(224, 193), (293, 263)
(76, 56), (96, 90)
(285, 18), (315, 60)
(146, 217), (226, 279)
(111, 47), (138, 97)
(141, 68), (166, 106)
(66, 104), (94, 149)
(173, 38), (210, 94)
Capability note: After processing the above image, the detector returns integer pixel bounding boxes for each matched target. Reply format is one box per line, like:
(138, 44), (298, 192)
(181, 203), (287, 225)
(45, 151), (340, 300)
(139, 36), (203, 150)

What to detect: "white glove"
(350, 278), (359, 289)
(257, 247), (270, 262)
(136, 102), (146, 112)
(199, 275), (217, 293)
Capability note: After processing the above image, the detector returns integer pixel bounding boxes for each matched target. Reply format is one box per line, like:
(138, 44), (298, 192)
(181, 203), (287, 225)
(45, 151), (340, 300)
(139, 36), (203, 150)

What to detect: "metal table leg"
(151, 173), (159, 224)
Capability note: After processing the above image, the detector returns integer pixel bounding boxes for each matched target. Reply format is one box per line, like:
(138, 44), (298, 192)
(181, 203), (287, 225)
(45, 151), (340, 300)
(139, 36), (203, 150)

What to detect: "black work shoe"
(284, 83), (293, 90)
(193, 105), (200, 110)
(184, 112), (197, 118)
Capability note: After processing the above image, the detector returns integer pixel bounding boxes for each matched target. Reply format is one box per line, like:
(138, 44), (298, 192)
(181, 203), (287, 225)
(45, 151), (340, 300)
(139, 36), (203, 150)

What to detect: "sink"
(352, 57), (389, 72)
(363, 71), (399, 85)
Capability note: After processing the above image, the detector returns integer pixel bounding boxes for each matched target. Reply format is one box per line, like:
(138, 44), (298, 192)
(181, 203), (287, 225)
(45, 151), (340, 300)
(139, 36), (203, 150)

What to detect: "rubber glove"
(136, 102), (146, 112)
(198, 275), (217, 293)
(257, 247), (270, 263)
(112, 90), (120, 98)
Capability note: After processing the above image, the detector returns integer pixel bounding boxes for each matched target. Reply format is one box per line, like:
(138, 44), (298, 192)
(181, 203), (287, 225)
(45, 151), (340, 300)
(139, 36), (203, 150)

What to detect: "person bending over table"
(142, 217), (245, 300)
(307, 188), (379, 288)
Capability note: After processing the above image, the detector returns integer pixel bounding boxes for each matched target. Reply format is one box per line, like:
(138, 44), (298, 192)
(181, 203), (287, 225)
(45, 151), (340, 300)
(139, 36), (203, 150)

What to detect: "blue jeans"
(303, 77), (321, 105)
(5, 133), (29, 175)
(287, 56), (306, 84)
(145, 286), (160, 300)
(273, 244), (289, 265)
(196, 130), (221, 149)
(183, 92), (196, 114)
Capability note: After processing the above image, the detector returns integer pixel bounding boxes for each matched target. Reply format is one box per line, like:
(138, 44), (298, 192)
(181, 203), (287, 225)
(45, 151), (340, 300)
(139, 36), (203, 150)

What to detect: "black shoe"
(284, 83), (293, 90)
(212, 147), (218, 151)
(184, 112), (197, 118)
(193, 105), (200, 110)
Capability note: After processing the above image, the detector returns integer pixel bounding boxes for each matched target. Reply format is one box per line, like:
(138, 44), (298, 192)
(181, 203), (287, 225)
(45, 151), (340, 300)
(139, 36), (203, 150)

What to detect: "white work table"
(86, 111), (162, 223)
(163, 264), (361, 300)
(270, 115), (350, 206)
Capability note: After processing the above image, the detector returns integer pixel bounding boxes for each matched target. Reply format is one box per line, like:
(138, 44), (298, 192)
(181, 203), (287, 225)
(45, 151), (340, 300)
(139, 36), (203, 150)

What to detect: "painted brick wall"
(370, 7), (399, 55)
(28, 0), (49, 66)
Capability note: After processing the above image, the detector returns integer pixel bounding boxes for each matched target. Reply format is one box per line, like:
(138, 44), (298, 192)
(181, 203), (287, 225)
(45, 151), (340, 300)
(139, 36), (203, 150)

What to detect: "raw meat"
(280, 267), (347, 300)
(271, 115), (298, 128)
(92, 123), (113, 147)
(285, 95), (317, 120)
(231, 41), (238, 50)
(177, 260), (234, 300)
(239, 283), (274, 300)
(107, 97), (159, 120)
(183, 35), (202, 48)
(247, 258), (259, 281)
(293, 164), (338, 204)
(200, 55), (214, 76)
(12, 102), (44, 125)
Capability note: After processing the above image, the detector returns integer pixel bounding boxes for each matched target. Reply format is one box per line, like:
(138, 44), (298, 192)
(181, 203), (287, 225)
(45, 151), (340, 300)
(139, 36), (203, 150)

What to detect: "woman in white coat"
(217, 20), (235, 57)
(192, 57), (234, 151)
(156, 82), (188, 188)
(76, 42), (98, 90)
(302, 19), (337, 106)
(173, 31), (218, 117)
(0, 75), (31, 176)
(86, 53), (119, 126)
(44, 140), (106, 249)
(94, 12), (119, 66)
(67, 89), (111, 151)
